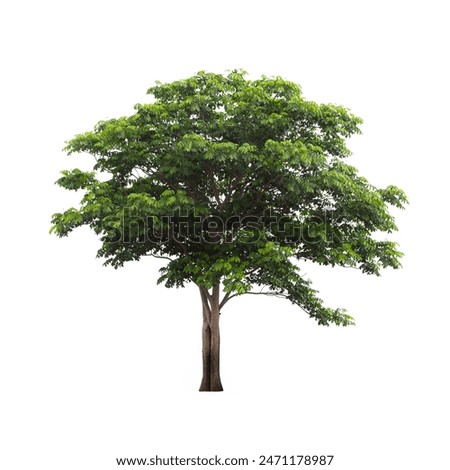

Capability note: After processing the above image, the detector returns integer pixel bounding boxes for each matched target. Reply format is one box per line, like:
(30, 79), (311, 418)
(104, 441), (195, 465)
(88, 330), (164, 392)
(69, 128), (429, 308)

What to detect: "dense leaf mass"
(51, 71), (407, 325)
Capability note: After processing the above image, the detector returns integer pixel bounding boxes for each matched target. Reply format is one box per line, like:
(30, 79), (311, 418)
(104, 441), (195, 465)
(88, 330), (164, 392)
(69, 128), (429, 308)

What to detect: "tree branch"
(220, 290), (288, 306)
(219, 291), (232, 310)
(199, 286), (212, 328)
(206, 163), (222, 207)
(243, 291), (288, 300)
(145, 254), (173, 261)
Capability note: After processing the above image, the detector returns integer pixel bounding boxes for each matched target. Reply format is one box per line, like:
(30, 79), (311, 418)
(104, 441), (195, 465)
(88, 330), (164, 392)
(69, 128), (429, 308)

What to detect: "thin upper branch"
(243, 291), (288, 299)
(206, 163), (222, 208)
(145, 254), (173, 261)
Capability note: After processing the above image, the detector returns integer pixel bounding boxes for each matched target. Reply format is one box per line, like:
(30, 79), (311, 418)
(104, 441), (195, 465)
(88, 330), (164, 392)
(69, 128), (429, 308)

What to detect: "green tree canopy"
(51, 70), (407, 391)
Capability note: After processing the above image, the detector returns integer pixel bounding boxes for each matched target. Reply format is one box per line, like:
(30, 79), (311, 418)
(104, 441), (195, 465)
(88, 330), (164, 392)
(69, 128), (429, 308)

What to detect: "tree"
(51, 70), (407, 391)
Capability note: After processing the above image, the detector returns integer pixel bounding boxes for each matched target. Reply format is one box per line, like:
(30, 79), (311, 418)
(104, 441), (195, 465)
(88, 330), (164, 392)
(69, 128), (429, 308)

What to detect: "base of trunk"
(199, 384), (223, 392)
(199, 374), (223, 391)
(199, 351), (223, 392)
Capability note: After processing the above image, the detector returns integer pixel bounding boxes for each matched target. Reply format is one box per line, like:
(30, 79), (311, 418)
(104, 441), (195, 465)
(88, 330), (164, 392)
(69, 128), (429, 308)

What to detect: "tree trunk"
(199, 285), (223, 392)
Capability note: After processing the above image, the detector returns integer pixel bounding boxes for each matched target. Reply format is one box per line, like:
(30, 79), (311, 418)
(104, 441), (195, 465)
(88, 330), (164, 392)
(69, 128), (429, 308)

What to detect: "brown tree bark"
(199, 285), (223, 392)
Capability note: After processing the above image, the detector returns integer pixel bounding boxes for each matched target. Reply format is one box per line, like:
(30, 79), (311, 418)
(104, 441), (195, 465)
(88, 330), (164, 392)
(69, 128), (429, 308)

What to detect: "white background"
(1, 1), (449, 469)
